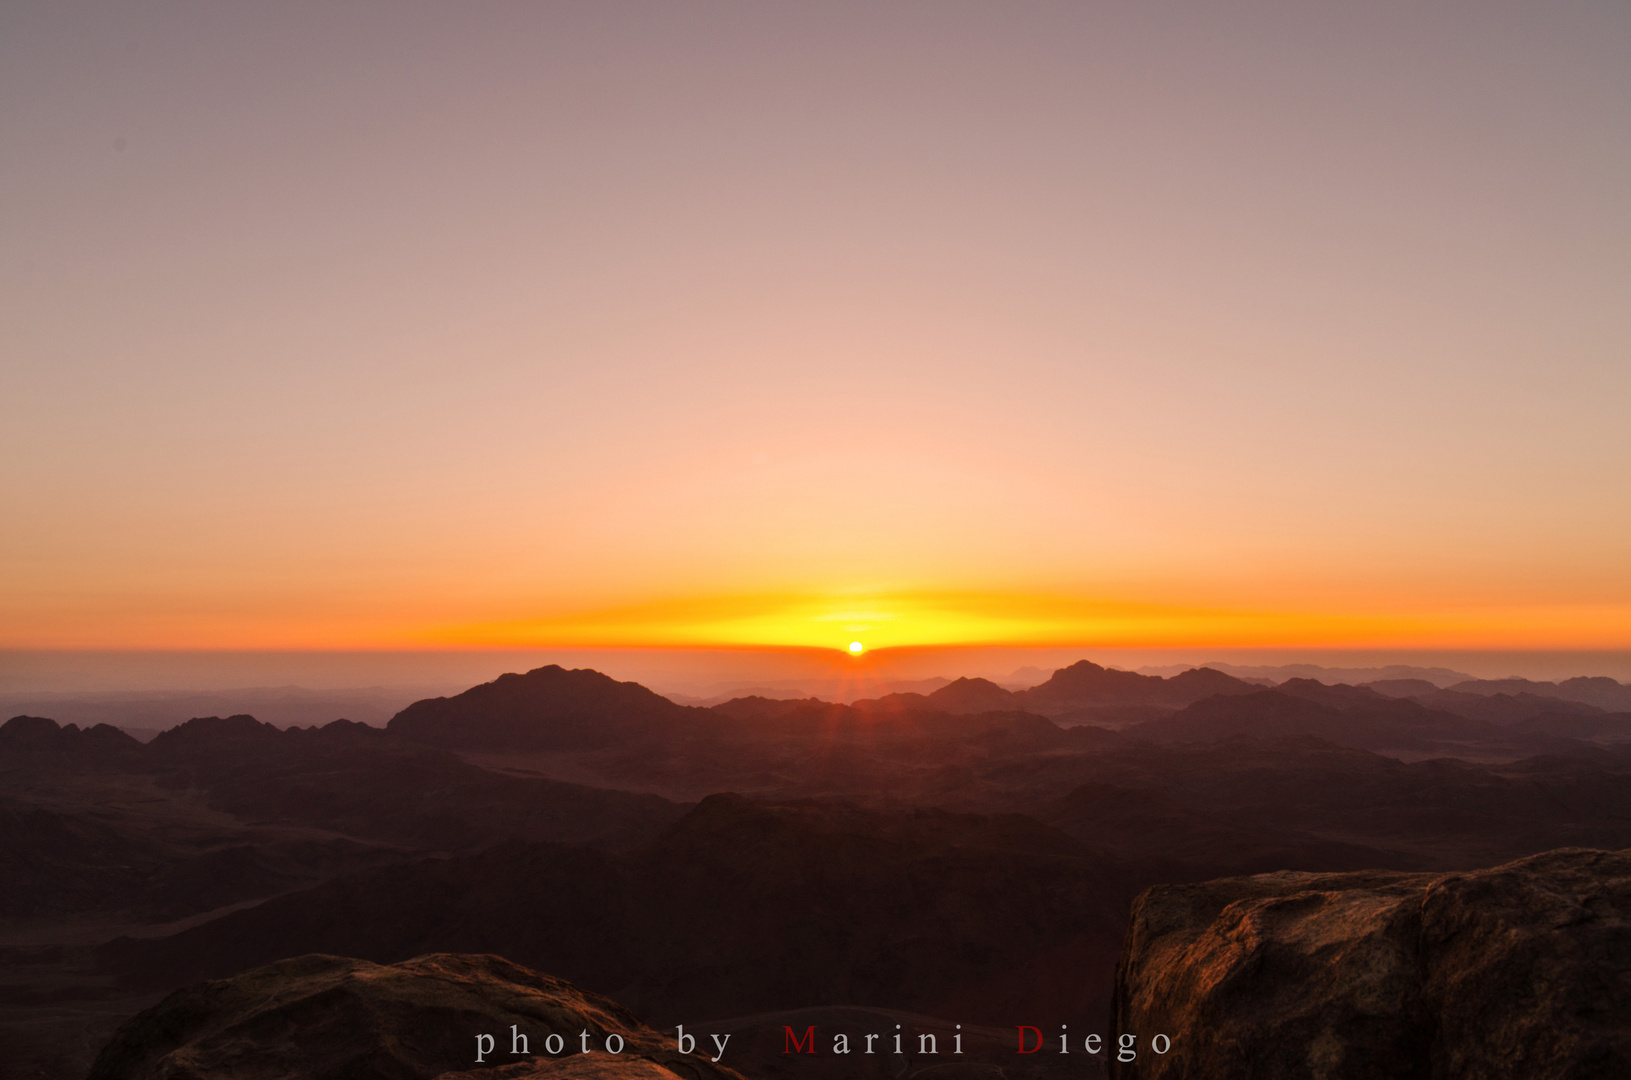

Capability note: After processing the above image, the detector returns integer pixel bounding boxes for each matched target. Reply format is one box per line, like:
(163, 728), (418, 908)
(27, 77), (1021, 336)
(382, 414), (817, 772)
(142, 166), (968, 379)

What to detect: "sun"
(848, 641), (864, 654)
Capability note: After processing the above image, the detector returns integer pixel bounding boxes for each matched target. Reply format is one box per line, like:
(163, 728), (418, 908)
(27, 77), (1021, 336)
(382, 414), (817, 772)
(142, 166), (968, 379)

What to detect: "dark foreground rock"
(1112, 846), (1631, 1079)
(87, 953), (746, 1080)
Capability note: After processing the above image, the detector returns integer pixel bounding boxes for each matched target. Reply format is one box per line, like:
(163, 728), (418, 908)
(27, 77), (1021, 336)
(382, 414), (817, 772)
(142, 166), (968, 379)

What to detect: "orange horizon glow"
(8, 589), (1631, 653)
(413, 592), (1631, 652)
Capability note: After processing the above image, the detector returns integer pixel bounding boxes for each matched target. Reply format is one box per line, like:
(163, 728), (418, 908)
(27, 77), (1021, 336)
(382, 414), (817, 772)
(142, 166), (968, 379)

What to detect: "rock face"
(87, 953), (746, 1080)
(1111, 847), (1631, 1079)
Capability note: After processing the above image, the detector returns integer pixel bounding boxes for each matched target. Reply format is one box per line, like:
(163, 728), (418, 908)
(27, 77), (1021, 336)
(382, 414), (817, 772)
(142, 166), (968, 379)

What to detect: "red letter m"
(783, 1026), (818, 1054)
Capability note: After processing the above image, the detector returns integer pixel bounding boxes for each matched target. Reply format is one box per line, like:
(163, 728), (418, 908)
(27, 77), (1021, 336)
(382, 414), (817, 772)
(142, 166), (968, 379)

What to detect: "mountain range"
(5, 658), (1631, 1079)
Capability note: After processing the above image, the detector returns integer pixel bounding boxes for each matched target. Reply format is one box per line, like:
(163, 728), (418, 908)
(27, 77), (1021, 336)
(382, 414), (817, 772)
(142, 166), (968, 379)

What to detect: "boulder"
(87, 953), (745, 1080)
(1111, 846), (1631, 1079)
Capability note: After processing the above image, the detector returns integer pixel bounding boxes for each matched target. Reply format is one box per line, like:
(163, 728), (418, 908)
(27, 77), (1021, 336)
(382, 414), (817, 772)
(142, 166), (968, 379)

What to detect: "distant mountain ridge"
(847, 661), (1260, 717)
(1156, 662), (1476, 687)
(0, 711), (685, 885)
(1441, 675), (1631, 712)
(1019, 661), (1257, 713)
(375, 660), (1264, 756)
(13, 658), (1626, 777)
(1117, 683), (1556, 754)
(13, 659), (1625, 750)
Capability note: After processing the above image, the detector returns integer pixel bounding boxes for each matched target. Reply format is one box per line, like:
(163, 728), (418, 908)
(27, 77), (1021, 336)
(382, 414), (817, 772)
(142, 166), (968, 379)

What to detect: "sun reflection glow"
(407, 590), (1631, 653)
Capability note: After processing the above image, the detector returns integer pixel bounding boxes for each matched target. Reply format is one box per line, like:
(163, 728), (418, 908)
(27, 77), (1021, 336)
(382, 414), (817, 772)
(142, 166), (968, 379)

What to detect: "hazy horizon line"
(6, 644), (1631, 696)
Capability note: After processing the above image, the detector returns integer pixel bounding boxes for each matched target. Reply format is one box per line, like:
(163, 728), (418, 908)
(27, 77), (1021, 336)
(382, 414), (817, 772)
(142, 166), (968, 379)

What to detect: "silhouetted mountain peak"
(309, 717), (390, 740)
(149, 714), (277, 744)
(925, 676), (1015, 713)
(1168, 666), (1256, 693)
(389, 665), (714, 751)
(1043, 658), (1113, 684)
(2, 715), (63, 747)
(1017, 660), (1257, 713)
(1, 715), (145, 764)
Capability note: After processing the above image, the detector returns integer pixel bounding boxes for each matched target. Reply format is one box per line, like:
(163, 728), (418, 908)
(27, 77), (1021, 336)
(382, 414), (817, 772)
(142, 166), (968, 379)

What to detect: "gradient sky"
(3, 2), (1628, 652)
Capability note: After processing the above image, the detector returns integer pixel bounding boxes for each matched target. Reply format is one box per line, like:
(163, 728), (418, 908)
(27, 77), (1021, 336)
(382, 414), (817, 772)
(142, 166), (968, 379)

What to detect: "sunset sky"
(3, 2), (1628, 655)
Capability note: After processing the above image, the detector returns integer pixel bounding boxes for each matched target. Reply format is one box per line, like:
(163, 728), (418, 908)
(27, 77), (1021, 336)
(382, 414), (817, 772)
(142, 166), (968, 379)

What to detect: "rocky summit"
(1111, 846), (1631, 1079)
(87, 953), (746, 1080)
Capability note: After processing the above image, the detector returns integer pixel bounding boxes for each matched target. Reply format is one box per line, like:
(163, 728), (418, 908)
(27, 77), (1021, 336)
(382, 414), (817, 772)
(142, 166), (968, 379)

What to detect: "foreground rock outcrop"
(87, 953), (745, 1080)
(1112, 846), (1631, 1078)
